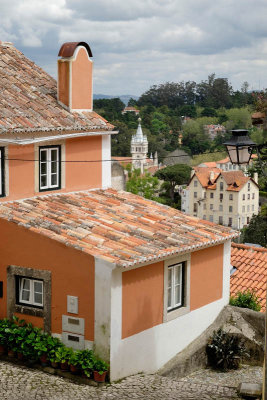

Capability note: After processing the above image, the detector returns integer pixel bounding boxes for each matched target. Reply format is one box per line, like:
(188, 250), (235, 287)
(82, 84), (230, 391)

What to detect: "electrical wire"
(4, 150), (226, 163)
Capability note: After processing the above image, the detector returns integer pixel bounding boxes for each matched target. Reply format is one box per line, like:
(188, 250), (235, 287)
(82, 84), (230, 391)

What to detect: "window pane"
(51, 149), (58, 161)
(167, 287), (172, 308)
(41, 163), (47, 175)
(40, 150), (47, 161)
(51, 161), (57, 174)
(21, 289), (30, 301)
(34, 292), (43, 305)
(174, 265), (180, 285)
(34, 281), (42, 293)
(175, 285), (181, 305)
(41, 175), (47, 187)
(22, 279), (30, 290)
(51, 174), (57, 186)
(168, 269), (172, 288)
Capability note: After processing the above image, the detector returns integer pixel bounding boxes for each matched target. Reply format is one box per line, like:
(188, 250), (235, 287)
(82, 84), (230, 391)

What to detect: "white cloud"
(1, 0), (267, 94)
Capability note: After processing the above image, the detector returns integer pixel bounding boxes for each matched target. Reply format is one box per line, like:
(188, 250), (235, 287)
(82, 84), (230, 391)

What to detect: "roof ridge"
(231, 242), (267, 253)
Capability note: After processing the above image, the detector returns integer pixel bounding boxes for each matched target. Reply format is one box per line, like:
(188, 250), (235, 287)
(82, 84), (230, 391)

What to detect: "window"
(193, 203), (197, 212)
(229, 194), (233, 200)
(39, 146), (61, 191)
(242, 205), (245, 213)
(203, 215), (206, 220)
(220, 193), (223, 201)
(252, 193), (255, 199)
(228, 217), (232, 227)
(194, 180), (198, 187)
(247, 217), (250, 224)
(219, 216), (223, 224)
(247, 194), (250, 200)
(210, 193), (214, 199)
(219, 205), (223, 211)
(209, 215), (213, 222)
(233, 165), (236, 170)
(18, 278), (43, 307)
(220, 182), (224, 191)
(248, 182), (250, 191)
(247, 205), (250, 212)
(167, 263), (184, 311)
(210, 204), (213, 210)
(229, 206), (233, 212)
(0, 147), (5, 197)
(252, 204), (255, 212)
(242, 194), (245, 200)
(204, 192), (206, 199)
(194, 192), (197, 198)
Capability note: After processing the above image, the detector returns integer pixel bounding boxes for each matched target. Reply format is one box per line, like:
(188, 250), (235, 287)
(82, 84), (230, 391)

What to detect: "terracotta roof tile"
(0, 42), (113, 135)
(231, 243), (267, 312)
(0, 189), (238, 268)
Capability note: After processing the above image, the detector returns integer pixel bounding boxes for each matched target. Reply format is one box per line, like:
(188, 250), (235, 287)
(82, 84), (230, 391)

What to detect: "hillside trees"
(155, 164), (192, 202)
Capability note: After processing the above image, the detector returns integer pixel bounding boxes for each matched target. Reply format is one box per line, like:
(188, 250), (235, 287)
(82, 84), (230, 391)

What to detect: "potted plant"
(93, 358), (109, 382)
(68, 350), (80, 374)
(77, 349), (95, 378)
(48, 338), (63, 368)
(55, 346), (72, 370)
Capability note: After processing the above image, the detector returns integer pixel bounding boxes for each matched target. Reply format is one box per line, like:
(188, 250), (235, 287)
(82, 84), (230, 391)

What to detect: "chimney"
(57, 42), (93, 112)
(210, 171), (215, 181)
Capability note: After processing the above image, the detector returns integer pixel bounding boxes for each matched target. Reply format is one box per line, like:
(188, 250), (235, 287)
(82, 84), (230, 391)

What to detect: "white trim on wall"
(102, 135), (111, 189)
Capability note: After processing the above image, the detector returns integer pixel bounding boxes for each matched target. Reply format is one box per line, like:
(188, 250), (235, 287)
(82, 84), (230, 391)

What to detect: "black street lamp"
(224, 130), (267, 399)
(223, 129), (257, 165)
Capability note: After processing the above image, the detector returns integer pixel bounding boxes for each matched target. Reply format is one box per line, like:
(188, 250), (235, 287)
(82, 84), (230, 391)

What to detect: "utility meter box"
(67, 295), (78, 314)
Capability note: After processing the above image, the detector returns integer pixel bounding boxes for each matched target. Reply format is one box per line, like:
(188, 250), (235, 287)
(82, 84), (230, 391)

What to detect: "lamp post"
(224, 130), (267, 399)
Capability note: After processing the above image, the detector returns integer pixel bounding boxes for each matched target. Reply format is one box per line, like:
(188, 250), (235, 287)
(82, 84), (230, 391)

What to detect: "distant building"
(204, 124), (226, 140)
(131, 118), (158, 173)
(183, 167), (259, 230)
(198, 155), (256, 173)
(122, 106), (140, 115)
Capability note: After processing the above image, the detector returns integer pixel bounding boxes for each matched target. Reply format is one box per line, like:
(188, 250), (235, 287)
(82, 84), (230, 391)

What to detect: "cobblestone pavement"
(0, 361), (262, 400)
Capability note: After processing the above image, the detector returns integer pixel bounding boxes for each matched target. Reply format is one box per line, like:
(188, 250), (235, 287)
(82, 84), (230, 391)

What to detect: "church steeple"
(131, 118), (148, 173)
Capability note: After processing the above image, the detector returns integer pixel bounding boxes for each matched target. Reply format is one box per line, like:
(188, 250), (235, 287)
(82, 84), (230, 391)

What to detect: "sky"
(1, 0), (267, 97)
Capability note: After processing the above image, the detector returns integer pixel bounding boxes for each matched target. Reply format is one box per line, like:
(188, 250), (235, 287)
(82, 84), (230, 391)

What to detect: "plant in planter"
(93, 358), (109, 382)
(76, 349), (95, 378)
(55, 346), (72, 370)
(68, 350), (81, 374)
(20, 328), (40, 363)
(0, 318), (12, 354)
(48, 337), (63, 368)
(206, 329), (248, 371)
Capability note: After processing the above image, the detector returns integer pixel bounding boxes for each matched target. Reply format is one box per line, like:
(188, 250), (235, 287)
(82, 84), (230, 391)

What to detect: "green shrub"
(230, 290), (261, 312)
(207, 329), (248, 371)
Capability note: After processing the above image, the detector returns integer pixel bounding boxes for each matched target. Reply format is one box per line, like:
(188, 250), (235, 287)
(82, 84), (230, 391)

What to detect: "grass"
(191, 151), (227, 166)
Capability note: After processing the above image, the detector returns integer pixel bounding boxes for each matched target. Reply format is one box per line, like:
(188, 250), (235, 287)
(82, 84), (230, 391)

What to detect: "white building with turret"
(131, 118), (158, 173)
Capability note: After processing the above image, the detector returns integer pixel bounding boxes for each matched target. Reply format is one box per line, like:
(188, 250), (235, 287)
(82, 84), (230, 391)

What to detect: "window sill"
(164, 304), (190, 322)
(14, 304), (44, 318)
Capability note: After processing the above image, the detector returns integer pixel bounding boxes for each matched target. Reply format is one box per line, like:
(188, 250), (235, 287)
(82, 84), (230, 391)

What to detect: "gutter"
(0, 131), (118, 146)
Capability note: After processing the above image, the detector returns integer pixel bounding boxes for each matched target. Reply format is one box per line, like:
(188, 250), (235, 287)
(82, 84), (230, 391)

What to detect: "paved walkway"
(0, 361), (262, 400)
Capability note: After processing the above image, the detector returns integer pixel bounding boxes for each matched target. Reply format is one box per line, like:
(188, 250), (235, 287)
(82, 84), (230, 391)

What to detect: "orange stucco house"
(0, 41), (238, 380)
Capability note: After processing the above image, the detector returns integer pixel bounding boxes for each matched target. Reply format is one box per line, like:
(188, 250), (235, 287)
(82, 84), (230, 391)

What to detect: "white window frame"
(167, 263), (183, 311)
(19, 278), (43, 307)
(164, 254), (190, 322)
(39, 146), (61, 191)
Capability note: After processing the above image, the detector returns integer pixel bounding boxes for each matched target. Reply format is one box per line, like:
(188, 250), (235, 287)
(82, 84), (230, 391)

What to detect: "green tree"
(241, 213), (267, 247)
(155, 164), (192, 201)
(225, 107), (252, 130)
(111, 120), (132, 157)
(126, 169), (159, 200)
(181, 120), (210, 155)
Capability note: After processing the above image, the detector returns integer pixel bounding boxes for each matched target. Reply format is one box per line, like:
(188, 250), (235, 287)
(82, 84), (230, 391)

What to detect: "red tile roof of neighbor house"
(0, 189), (238, 268)
(0, 42), (113, 136)
(192, 168), (256, 192)
(231, 243), (267, 312)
